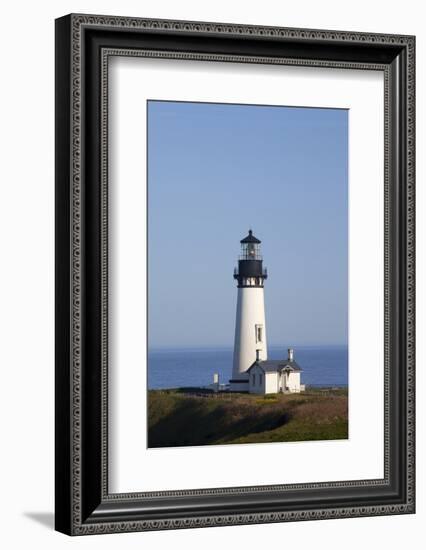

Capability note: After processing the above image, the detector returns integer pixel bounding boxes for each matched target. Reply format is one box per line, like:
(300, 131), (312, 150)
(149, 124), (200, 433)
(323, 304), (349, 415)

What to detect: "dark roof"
(240, 229), (261, 244)
(247, 359), (302, 373)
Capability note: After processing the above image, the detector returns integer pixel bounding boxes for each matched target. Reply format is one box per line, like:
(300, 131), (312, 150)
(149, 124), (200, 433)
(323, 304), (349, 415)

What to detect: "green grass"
(148, 388), (348, 448)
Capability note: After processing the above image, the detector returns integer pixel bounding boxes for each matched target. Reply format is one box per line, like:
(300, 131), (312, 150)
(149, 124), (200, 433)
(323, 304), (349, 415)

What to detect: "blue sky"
(147, 101), (348, 348)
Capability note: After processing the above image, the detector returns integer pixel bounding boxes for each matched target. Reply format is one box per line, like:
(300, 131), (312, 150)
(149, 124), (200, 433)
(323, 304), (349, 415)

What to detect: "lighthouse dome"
(240, 229), (261, 244)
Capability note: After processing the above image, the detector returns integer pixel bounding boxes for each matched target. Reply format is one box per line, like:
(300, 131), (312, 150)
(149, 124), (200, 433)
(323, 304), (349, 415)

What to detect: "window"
(255, 324), (263, 343)
(259, 374), (263, 386)
(252, 373), (255, 385)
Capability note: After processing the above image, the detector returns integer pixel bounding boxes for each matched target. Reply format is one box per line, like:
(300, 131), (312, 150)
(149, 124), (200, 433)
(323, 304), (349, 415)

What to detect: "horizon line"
(149, 343), (349, 351)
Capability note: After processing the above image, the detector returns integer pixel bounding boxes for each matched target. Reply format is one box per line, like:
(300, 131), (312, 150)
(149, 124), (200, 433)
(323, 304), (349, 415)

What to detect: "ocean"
(147, 345), (348, 389)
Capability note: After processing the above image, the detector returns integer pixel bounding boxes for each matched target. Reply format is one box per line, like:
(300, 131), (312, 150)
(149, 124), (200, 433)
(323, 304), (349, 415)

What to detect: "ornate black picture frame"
(55, 14), (415, 535)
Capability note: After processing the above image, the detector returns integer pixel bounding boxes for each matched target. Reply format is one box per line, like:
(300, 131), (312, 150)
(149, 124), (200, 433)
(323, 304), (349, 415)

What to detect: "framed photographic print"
(55, 14), (415, 535)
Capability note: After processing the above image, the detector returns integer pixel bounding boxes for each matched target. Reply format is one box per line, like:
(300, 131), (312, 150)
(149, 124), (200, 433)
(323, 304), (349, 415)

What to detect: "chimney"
(256, 349), (261, 362)
(288, 348), (294, 362)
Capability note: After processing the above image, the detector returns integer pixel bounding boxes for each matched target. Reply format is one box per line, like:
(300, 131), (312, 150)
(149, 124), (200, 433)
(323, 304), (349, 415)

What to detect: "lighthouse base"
(228, 379), (250, 392)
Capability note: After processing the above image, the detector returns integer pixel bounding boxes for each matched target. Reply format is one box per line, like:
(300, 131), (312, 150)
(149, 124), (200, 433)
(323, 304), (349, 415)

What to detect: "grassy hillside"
(148, 388), (348, 448)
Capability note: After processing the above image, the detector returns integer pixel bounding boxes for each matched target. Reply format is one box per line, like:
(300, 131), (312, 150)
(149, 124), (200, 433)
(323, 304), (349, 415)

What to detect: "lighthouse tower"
(230, 230), (268, 391)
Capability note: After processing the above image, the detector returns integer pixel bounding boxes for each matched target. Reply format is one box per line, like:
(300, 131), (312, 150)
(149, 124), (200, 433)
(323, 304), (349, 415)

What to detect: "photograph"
(147, 100), (349, 448)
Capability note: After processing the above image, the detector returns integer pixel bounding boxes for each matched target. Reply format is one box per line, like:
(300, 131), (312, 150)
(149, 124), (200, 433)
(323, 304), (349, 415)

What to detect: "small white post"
(213, 373), (219, 393)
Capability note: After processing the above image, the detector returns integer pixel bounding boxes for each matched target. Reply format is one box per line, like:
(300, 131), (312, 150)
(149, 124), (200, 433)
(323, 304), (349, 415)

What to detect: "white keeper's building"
(229, 230), (304, 395)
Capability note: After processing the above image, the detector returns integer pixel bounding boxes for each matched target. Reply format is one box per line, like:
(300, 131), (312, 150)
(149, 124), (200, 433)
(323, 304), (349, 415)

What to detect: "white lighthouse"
(230, 230), (268, 391)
